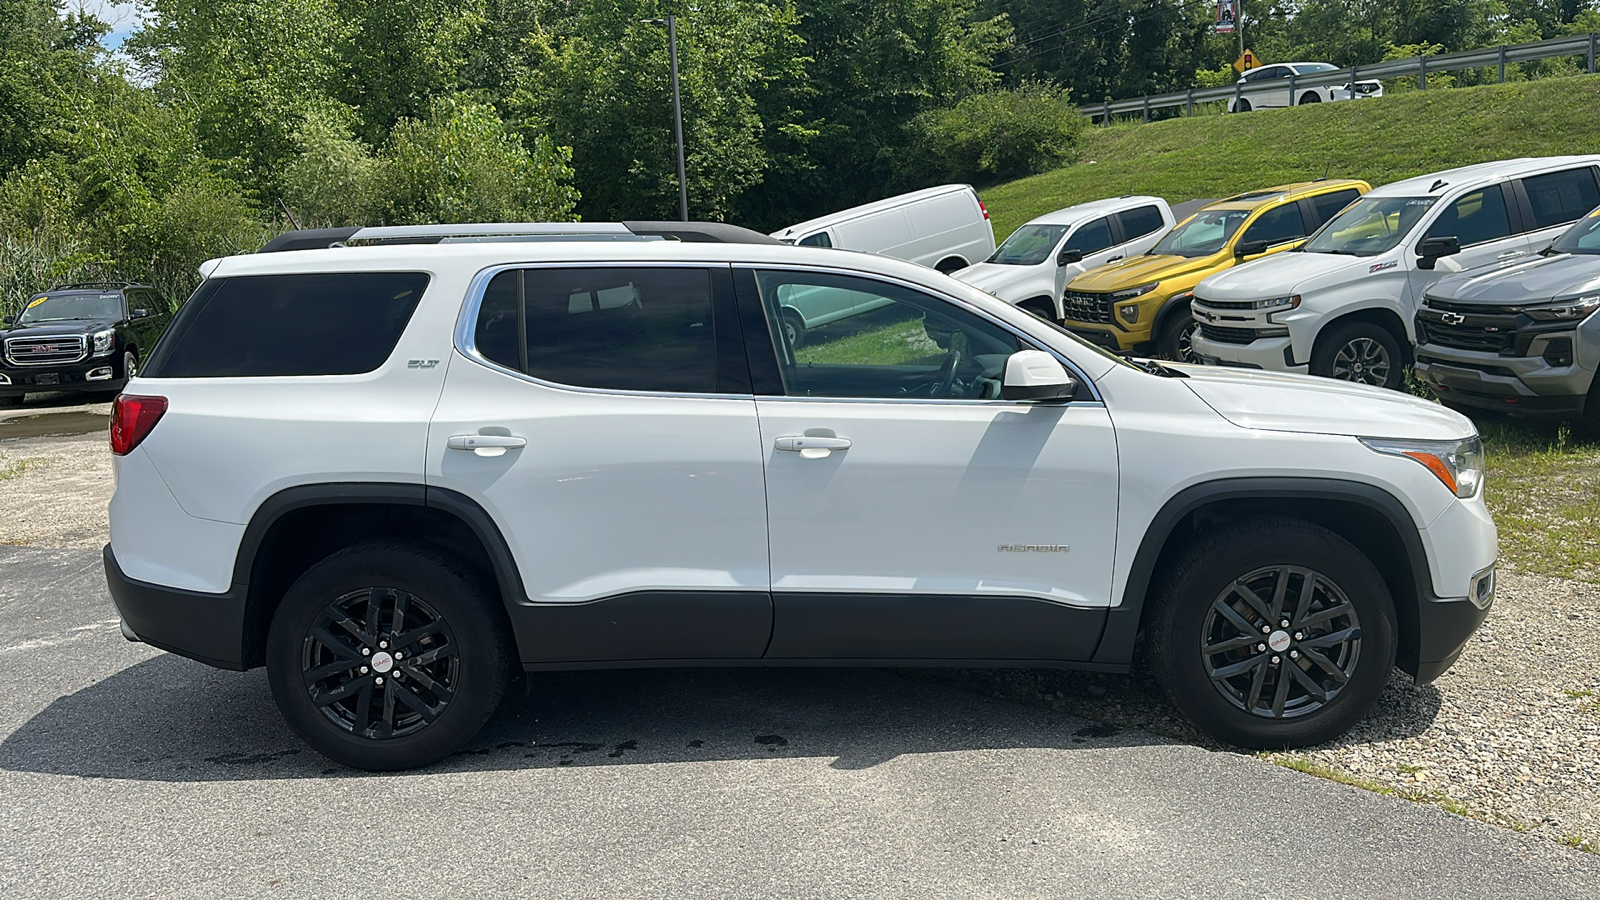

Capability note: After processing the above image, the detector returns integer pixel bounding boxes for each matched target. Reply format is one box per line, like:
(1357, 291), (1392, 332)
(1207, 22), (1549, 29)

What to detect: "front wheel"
(1310, 322), (1404, 390)
(266, 541), (513, 770)
(1145, 517), (1396, 749)
(1156, 311), (1199, 363)
(780, 309), (807, 349)
(1233, 98), (1253, 113)
(1298, 92), (1322, 105)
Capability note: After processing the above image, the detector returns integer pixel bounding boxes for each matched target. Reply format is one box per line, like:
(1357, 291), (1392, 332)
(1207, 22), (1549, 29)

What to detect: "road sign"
(1233, 50), (1259, 73)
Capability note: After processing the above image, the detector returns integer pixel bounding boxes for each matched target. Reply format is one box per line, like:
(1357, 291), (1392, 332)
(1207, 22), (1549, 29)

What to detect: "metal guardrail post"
(1103, 99), (1111, 126)
(1289, 72), (1297, 104)
(1419, 55), (1427, 89)
(1142, 95), (1150, 123)
(1186, 88), (1194, 116)
(1499, 46), (1506, 82)
(1233, 80), (1241, 111)
(1590, 33), (1596, 74)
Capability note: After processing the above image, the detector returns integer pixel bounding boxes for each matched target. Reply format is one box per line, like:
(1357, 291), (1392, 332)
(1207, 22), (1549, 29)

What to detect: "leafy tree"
(907, 81), (1084, 184)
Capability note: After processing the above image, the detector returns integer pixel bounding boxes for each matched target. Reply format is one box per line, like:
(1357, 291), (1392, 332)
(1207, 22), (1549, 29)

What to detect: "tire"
(780, 309), (807, 349)
(266, 541), (513, 770)
(1155, 310), (1198, 362)
(121, 349), (138, 381)
(1575, 375), (1600, 438)
(1234, 98), (1252, 113)
(1145, 517), (1397, 749)
(1298, 92), (1321, 105)
(1019, 298), (1058, 323)
(1310, 321), (1404, 390)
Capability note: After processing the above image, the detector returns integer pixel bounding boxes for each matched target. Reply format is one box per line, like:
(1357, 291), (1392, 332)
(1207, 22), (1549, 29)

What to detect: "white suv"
(1191, 156), (1600, 388)
(105, 223), (1497, 770)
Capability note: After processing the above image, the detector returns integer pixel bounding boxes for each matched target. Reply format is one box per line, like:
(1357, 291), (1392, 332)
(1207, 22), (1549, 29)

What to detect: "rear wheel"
(1234, 98), (1253, 113)
(1310, 321), (1404, 390)
(266, 541), (513, 770)
(1298, 92), (1321, 105)
(1146, 517), (1396, 749)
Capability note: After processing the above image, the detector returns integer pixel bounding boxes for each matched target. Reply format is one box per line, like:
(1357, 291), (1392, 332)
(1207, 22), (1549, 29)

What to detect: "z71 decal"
(1369, 261), (1398, 274)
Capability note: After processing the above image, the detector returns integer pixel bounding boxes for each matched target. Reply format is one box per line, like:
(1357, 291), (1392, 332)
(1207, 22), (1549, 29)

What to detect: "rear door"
(1511, 165), (1600, 250)
(740, 265), (1117, 663)
(426, 263), (773, 664)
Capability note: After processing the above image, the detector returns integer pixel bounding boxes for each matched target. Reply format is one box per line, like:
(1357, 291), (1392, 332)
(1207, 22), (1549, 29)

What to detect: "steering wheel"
(933, 347), (962, 397)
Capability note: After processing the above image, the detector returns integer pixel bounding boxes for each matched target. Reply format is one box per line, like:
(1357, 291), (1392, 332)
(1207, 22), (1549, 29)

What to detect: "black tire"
(266, 541), (513, 770)
(1310, 321), (1404, 390)
(1575, 375), (1600, 438)
(1298, 92), (1321, 105)
(121, 349), (138, 381)
(1145, 517), (1396, 749)
(1234, 98), (1252, 113)
(780, 309), (806, 349)
(1155, 309), (1198, 362)
(1018, 298), (1058, 323)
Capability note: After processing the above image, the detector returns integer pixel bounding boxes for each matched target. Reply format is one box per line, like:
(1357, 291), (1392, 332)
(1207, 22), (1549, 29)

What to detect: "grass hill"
(981, 74), (1600, 241)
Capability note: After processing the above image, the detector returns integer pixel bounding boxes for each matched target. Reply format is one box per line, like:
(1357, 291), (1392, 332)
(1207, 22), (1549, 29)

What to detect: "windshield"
(1303, 196), (1438, 256)
(15, 291), (123, 325)
(1150, 209), (1251, 257)
(988, 224), (1071, 265)
(1551, 210), (1600, 255)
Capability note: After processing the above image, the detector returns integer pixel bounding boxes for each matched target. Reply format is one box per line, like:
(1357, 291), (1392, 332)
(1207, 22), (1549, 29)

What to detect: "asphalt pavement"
(4, 545), (1599, 899)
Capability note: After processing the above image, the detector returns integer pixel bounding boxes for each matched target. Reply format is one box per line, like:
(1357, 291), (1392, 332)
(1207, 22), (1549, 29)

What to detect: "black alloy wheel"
(267, 541), (512, 770)
(1146, 516), (1396, 749)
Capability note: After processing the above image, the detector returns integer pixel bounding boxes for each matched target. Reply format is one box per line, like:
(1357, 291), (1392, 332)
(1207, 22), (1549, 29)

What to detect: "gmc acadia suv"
(104, 223), (1498, 770)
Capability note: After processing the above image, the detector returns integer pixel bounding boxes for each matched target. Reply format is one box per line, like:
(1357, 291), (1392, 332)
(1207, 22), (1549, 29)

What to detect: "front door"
(739, 266), (1119, 663)
(1407, 183), (1531, 322)
(427, 264), (773, 663)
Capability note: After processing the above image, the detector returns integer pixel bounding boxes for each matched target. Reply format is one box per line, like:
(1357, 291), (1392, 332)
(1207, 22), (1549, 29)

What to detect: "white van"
(953, 196), (1175, 321)
(770, 184), (996, 273)
(1191, 156), (1600, 390)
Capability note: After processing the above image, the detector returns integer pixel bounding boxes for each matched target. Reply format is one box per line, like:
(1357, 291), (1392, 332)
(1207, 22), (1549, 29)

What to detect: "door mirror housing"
(1002, 350), (1077, 402)
(1, 315), (13, 326)
(1234, 239), (1271, 258)
(1057, 247), (1083, 266)
(1416, 235), (1461, 270)
(131, 308), (149, 319)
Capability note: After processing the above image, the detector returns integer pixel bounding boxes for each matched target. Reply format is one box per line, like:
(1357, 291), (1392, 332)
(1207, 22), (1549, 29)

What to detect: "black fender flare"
(1151, 291), (1195, 339)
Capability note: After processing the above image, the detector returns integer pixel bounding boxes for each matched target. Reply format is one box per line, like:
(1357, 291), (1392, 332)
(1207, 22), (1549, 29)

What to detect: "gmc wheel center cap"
(1268, 630), (1292, 652)
(371, 651), (394, 673)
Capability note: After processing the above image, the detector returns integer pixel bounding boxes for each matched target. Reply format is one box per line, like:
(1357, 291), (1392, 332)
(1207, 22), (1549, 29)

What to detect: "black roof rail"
(257, 221), (781, 253)
(45, 281), (146, 291)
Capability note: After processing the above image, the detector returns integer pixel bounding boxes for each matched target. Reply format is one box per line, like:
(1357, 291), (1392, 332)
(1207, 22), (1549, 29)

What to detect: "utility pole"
(1237, 0), (1244, 58)
(645, 16), (689, 221)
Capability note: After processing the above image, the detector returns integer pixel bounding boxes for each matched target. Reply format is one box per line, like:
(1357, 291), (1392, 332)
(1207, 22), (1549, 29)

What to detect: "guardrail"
(1091, 33), (1600, 124)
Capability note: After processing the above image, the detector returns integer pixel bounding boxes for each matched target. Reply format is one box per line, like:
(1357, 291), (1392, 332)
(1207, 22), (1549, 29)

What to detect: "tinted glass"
(1425, 186), (1511, 248)
(1063, 218), (1115, 255)
(144, 272), (428, 377)
(798, 231), (833, 248)
(1551, 209), (1600, 254)
(1241, 203), (1308, 246)
(16, 290), (122, 325)
(1152, 209), (1251, 257)
(1293, 63), (1338, 74)
(990, 224), (1070, 265)
(475, 267), (717, 393)
(1309, 189), (1361, 228)
(1520, 168), (1600, 231)
(1118, 205), (1166, 240)
(755, 270), (1022, 400)
(1304, 196), (1437, 256)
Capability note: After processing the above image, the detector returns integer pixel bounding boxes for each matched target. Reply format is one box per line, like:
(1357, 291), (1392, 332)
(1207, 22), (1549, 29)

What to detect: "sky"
(68, 0), (148, 51)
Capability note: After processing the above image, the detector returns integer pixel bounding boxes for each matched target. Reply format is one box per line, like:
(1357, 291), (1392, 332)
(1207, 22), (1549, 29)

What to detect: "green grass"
(1475, 419), (1600, 582)
(981, 75), (1600, 241)
(0, 458), (43, 481)
(796, 307), (945, 367)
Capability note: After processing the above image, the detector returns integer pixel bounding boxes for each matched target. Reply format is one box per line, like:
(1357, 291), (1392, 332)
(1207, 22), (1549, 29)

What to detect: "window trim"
(731, 263), (1103, 405)
(454, 261), (754, 400)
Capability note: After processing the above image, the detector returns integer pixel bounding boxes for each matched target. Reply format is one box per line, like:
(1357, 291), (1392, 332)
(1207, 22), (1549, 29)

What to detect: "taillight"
(111, 394), (168, 456)
(979, 200), (990, 220)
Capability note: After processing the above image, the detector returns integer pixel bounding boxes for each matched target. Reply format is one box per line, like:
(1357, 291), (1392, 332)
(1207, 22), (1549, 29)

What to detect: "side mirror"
(1416, 235), (1461, 270)
(1, 315), (13, 326)
(131, 308), (149, 319)
(1234, 239), (1271, 258)
(1057, 248), (1083, 266)
(1002, 350), (1077, 402)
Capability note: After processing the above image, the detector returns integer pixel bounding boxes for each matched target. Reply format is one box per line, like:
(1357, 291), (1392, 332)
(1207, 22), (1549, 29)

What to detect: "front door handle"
(775, 435), (851, 456)
(448, 434), (527, 456)
(1106, 255), (1122, 262)
(1497, 251), (1524, 260)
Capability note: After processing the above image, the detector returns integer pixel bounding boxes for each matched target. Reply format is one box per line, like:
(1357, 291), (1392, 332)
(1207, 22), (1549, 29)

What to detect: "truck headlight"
(1251, 295), (1300, 310)
(92, 329), (115, 356)
(1111, 283), (1158, 300)
(1360, 435), (1484, 499)
(1520, 295), (1600, 321)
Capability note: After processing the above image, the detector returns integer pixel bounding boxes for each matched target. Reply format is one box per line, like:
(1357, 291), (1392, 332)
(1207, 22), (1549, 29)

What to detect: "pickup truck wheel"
(1146, 517), (1396, 749)
(1156, 312), (1199, 362)
(781, 309), (807, 349)
(1311, 322), (1403, 390)
(266, 541), (512, 771)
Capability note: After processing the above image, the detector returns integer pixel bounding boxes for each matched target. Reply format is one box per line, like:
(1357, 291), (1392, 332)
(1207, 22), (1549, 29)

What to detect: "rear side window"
(798, 232), (833, 248)
(1063, 218), (1115, 254)
(474, 267), (718, 394)
(1117, 205), (1166, 241)
(143, 272), (428, 377)
(1308, 189), (1361, 228)
(1520, 168), (1600, 231)
(1426, 186), (1511, 247)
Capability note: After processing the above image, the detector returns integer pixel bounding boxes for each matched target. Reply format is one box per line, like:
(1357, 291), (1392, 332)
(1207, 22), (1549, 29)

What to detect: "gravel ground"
(3, 411), (1596, 855)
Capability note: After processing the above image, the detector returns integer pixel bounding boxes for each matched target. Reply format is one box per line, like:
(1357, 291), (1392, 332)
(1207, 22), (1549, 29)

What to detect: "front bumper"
(1414, 346), (1594, 418)
(1191, 333), (1307, 374)
(1409, 584), (1493, 684)
(105, 544), (248, 670)
(0, 358), (120, 396)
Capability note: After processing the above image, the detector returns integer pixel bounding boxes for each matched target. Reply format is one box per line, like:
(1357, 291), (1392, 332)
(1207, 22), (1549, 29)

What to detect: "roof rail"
(257, 221), (781, 253)
(45, 281), (145, 291)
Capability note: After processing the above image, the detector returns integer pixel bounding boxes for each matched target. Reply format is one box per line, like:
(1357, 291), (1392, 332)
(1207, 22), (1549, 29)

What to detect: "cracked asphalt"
(5, 544), (1600, 898)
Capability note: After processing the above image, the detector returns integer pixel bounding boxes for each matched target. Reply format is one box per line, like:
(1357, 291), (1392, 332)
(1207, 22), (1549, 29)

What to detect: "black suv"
(0, 282), (173, 406)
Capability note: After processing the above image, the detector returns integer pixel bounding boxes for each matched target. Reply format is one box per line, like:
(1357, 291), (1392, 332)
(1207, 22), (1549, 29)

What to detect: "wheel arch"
(1152, 291), (1195, 336)
(1017, 295), (1058, 319)
(1312, 307), (1414, 366)
(1092, 477), (1431, 679)
(234, 483), (525, 669)
(934, 255), (969, 274)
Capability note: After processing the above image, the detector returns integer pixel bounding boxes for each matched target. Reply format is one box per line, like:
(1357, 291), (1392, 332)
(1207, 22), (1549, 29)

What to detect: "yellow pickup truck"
(1060, 179), (1370, 359)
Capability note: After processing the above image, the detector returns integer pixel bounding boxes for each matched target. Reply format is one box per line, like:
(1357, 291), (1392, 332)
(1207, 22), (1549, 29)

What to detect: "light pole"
(644, 16), (689, 221)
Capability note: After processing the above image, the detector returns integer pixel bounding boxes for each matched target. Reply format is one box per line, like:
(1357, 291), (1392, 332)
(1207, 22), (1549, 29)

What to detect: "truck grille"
(1197, 324), (1258, 344)
(1417, 323), (1513, 354)
(1061, 290), (1114, 324)
(4, 335), (89, 367)
(1416, 299), (1518, 354)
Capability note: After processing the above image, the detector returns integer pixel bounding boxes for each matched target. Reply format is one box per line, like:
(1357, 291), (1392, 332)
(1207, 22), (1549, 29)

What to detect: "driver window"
(1241, 203), (1308, 247)
(1062, 218), (1114, 255)
(754, 270), (1024, 400)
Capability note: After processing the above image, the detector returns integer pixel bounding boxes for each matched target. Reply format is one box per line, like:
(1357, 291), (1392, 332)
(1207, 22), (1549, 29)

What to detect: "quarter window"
(754, 270), (1023, 400)
(1117, 205), (1166, 241)
(1425, 186), (1511, 248)
(798, 232), (833, 248)
(1519, 168), (1600, 231)
(1241, 203), (1308, 246)
(474, 267), (718, 394)
(1062, 218), (1115, 255)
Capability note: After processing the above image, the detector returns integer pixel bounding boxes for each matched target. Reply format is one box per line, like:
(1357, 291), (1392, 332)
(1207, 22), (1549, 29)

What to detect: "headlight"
(1111, 283), (1159, 300)
(1520, 295), (1600, 321)
(92, 329), (115, 355)
(1360, 435), (1484, 499)
(1249, 295), (1300, 310)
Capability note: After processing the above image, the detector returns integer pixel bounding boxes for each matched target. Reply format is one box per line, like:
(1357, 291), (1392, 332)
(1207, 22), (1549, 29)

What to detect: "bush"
(910, 82), (1086, 184)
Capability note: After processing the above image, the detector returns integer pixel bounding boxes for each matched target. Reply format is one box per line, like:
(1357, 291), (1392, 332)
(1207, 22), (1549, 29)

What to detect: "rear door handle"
(775, 435), (851, 454)
(448, 434), (527, 454)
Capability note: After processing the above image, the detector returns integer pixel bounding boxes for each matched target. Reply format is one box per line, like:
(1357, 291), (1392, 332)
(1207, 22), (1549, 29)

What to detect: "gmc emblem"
(1440, 312), (1465, 325)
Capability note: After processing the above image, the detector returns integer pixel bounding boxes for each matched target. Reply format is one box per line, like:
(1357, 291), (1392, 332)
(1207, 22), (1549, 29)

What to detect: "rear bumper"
(105, 544), (247, 670)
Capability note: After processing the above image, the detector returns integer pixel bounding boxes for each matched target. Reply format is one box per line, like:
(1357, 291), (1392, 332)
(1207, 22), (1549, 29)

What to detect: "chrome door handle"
(775, 435), (851, 452)
(447, 434), (527, 451)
